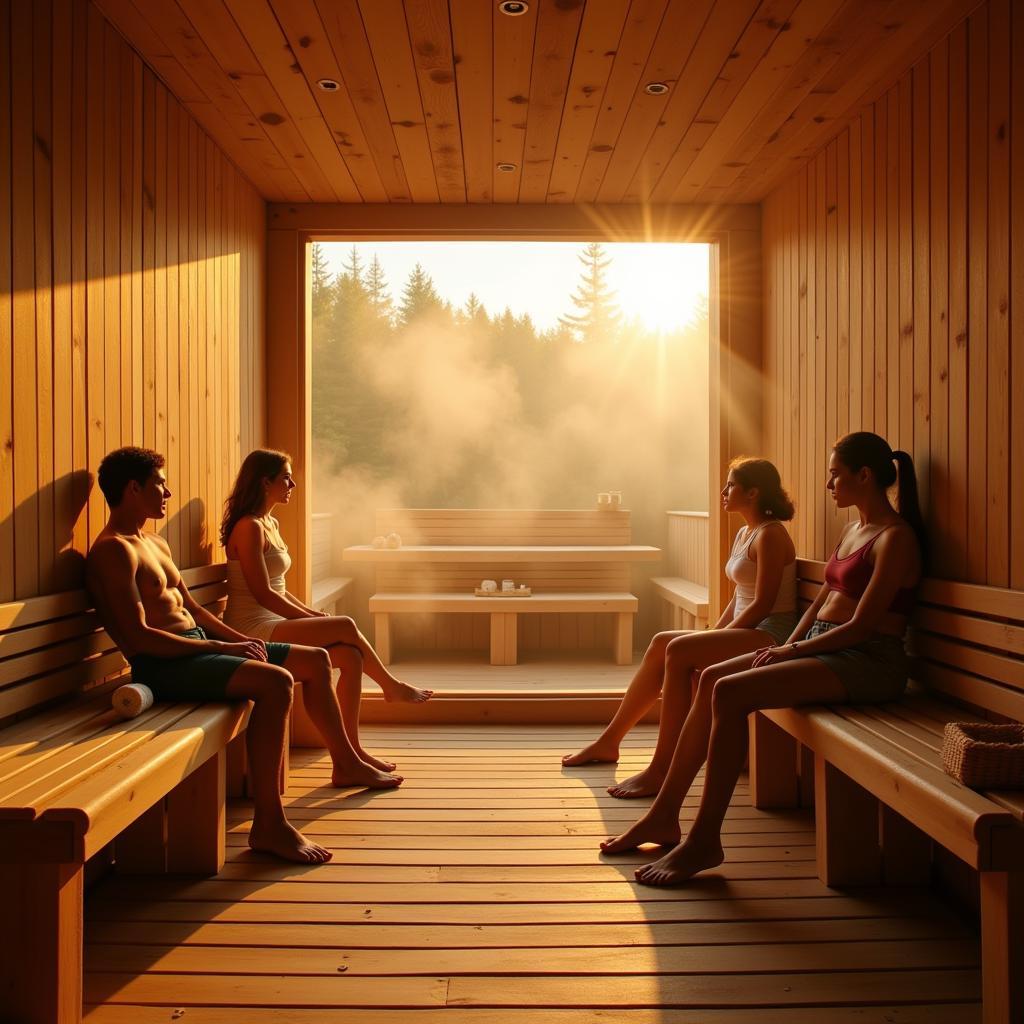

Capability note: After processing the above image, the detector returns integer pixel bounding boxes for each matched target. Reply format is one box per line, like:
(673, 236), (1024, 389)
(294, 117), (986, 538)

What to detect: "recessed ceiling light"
(644, 81), (669, 96)
(317, 78), (340, 92)
(496, 162), (517, 172)
(498, 1), (529, 15)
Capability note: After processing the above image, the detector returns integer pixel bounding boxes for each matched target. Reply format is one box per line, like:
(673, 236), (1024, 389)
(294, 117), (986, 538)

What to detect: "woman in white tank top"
(223, 450), (433, 790)
(563, 458), (799, 799)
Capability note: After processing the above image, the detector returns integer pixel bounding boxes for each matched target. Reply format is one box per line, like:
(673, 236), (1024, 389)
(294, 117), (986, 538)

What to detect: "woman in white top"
(222, 450), (432, 789)
(563, 458), (798, 799)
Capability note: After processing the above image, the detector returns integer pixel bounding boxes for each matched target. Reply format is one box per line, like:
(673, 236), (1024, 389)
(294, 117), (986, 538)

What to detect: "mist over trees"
(311, 242), (709, 521)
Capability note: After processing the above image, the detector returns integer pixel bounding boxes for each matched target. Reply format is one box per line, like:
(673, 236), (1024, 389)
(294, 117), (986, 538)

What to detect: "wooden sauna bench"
(343, 509), (660, 666)
(0, 564), (260, 1024)
(749, 558), (1024, 1024)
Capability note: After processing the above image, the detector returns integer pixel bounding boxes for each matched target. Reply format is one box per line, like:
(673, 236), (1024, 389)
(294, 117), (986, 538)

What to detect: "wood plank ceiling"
(94, 0), (981, 205)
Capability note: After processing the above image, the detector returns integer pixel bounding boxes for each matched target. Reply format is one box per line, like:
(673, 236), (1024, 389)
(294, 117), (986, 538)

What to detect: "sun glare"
(607, 243), (709, 334)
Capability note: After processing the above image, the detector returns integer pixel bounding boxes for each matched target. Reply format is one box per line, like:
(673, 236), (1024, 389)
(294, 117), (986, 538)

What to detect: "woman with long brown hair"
(222, 450), (432, 789)
(602, 432), (925, 885)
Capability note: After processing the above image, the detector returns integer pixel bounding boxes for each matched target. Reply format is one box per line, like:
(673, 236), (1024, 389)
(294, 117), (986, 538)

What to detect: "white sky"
(320, 241), (709, 333)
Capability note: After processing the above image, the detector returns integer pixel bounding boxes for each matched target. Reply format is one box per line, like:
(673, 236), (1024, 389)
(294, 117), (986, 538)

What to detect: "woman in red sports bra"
(601, 431), (925, 886)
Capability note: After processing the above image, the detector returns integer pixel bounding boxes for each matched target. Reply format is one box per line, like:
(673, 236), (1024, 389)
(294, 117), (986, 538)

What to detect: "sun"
(606, 243), (709, 334)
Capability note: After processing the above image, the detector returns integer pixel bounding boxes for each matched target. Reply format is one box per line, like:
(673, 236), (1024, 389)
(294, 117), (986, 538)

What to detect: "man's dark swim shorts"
(128, 626), (291, 701)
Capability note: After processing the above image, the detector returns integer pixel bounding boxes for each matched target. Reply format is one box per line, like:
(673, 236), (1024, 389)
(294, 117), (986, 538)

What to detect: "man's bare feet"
(607, 766), (665, 799)
(599, 813), (681, 854)
(332, 762), (404, 789)
(248, 820), (333, 864)
(561, 738), (619, 767)
(634, 838), (725, 886)
(384, 680), (433, 704)
(358, 750), (398, 772)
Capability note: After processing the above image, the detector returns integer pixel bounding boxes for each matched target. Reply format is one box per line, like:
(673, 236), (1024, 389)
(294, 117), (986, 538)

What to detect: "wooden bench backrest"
(797, 559), (1024, 723)
(0, 564), (228, 726)
(374, 509), (632, 546)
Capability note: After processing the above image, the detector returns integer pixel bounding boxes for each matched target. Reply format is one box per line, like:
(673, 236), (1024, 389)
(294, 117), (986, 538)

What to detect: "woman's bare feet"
(599, 812), (681, 854)
(561, 737), (619, 766)
(607, 766), (665, 799)
(248, 819), (333, 864)
(634, 838), (725, 886)
(332, 761), (403, 789)
(358, 750), (398, 772)
(383, 680), (433, 704)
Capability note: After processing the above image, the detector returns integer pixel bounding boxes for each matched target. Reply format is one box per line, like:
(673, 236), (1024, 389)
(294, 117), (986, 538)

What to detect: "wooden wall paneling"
(929, 41), (950, 576)
(1012, 2), (1024, 590)
(0, 0), (12, 603)
(118, 42), (132, 462)
(966, 6), (988, 583)
(178, 96), (191, 562)
(796, 169), (808, 554)
(490, 0), (536, 203)
(860, 107), (874, 430)
(448, 0), (493, 203)
(544, 0), (627, 204)
(598, 0), (732, 205)
(187, 116), (200, 565)
(70, 0), (87, 569)
(873, 93), (887, 440)
(885, 86), (899, 446)
(404, 0), (468, 204)
(947, 21), (968, 582)
(825, 138), (840, 550)
(571, 0), (667, 203)
(847, 120), (860, 437)
(911, 60), (930, 517)
(11, 0), (38, 596)
(52, 0), (73, 591)
(34, 1), (55, 594)
(155, 83), (169, 533)
(103, 20), (121, 453)
(270, 0), (388, 204)
(203, 135), (215, 557)
(130, 52), (142, 446)
(986, 0), (1010, 588)
(814, 153), (826, 552)
(897, 75), (913, 455)
(357, 0), (440, 203)
(141, 67), (155, 450)
(165, 96), (180, 561)
(515, 0), (582, 203)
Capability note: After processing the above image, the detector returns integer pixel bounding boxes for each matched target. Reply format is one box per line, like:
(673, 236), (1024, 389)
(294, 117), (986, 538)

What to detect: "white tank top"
(724, 521), (797, 618)
(223, 518), (293, 639)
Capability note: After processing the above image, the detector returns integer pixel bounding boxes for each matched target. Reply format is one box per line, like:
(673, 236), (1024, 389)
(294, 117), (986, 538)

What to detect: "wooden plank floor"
(83, 724), (982, 1023)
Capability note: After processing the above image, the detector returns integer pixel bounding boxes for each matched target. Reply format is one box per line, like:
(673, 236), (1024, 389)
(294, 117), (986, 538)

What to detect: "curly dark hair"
(97, 447), (165, 507)
(728, 456), (795, 521)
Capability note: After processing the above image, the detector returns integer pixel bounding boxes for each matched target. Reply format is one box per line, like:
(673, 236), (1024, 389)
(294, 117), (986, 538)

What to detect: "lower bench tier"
(367, 592), (639, 666)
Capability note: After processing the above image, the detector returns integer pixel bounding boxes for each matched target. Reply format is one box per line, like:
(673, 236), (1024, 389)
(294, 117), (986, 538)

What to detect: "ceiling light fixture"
(644, 81), (669, 96)
(317, 78), (340, 92)
(496, 162), (517, 172)
(498, 1), (529, 16)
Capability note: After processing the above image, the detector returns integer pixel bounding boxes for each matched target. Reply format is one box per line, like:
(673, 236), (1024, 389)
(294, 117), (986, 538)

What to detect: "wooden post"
(980, 870), (1023, 1024)
(814, 757), (882, 886)
(374, 612), (392, 665)
(880, 805), (932, 885)
(0, 861), (83, 1024)
(490, 612), (517, 666)
(114, 800), (167, 874)
(613, 612), (633, 665)
(748, 713), (799, 809)
(166, 751), (226, 875)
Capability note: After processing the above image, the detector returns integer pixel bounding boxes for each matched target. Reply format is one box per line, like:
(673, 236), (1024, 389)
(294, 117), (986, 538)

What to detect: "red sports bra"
(824, 527), (917, 615)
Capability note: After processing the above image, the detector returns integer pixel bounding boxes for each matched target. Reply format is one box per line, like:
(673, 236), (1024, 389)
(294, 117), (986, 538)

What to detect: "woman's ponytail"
(891, 449), (929, 570)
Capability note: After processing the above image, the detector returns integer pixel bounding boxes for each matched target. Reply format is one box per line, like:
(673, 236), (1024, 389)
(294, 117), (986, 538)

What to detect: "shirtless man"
(86, 446), (341, 864)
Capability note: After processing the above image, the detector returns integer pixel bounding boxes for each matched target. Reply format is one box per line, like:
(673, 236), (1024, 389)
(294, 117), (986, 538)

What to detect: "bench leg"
(980, 870), (1024, 1024)
(490, 613), (517, 666)
(814, 757), (882, 886)
(748, 713), (799, 809)
(166, 751), (226, 875)
(0, 861), (83, 1024)
(880, 806), (932, 885)
(374, 613), (392, 665)
(613, 613), (633, 665)
(115, 800), (167, 874)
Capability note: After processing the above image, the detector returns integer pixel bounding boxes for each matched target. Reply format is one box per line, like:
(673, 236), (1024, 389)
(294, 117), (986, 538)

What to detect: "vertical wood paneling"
(0, 0), (266, 602)
(761, 0), (1023, 589)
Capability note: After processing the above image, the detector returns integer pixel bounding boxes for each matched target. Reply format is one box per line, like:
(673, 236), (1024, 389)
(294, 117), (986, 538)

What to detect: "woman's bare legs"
(633, 659), (848, 886)
(224, 661), (332, 864)
(606, 629), (771, 797)
(272, 616), (431, 772)
(561, 631), (689, 766)
(282, 645), (402, 789)
(271, 615), (433, 703)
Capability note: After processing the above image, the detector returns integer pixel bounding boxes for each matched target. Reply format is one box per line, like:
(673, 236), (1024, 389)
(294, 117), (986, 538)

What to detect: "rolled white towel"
(112, 682), (154, 719)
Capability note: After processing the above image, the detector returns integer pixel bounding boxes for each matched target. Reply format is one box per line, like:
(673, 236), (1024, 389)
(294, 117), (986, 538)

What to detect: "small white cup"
(501, 579), (515, 592)
(597, 492), (611, 506)
(481, 579), (498, 592)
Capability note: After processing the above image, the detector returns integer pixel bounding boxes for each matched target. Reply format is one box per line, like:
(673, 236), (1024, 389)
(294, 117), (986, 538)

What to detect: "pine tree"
(398, 263), (444, 326)
(558, 242), (621, 343)
(311, 242), (333, 304)
(365, 254), (393, 323)
(341, 245), (364, 287)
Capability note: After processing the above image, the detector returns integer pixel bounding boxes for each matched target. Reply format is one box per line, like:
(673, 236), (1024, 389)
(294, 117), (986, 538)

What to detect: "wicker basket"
(942, 722), (1024, 788)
